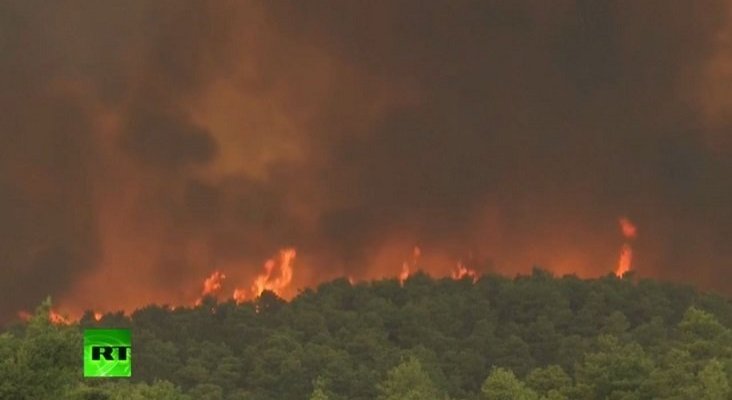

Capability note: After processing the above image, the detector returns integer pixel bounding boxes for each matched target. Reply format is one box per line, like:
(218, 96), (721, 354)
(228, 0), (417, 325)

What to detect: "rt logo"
(83, 329), (132, 378)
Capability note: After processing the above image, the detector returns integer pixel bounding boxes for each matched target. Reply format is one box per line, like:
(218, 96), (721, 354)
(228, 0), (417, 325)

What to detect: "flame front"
(615, 217), (638, 277)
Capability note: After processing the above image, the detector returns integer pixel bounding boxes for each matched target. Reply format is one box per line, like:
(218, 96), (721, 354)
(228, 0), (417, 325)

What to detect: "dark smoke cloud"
(121, 112), (217, 169)
(1, 0), (732, 321)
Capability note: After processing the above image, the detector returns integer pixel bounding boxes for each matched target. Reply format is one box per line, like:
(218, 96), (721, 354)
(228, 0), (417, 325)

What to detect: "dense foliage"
(2, 269), (732, 399)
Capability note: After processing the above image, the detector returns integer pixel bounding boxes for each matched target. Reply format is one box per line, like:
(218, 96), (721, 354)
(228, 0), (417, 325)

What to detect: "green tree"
(0, 298), (80, 400)
(526, 365), (571, 399)
(481, 367), (538, 400)
(103, 380), (188, 400)
(688, 359), (730, 400)
(188, 383), (223, 400)
(377, 357), (444, 400)
(309, 377), (330, 400)
(575, 335), (653, 399)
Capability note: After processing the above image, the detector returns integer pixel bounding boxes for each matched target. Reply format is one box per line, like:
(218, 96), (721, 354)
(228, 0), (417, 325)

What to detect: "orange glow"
(17, 311), (32, 322)
(49, 309), (72, 325)
(452, 262), (479, 282)
(619, 217), (637, 239)
(93, 312), (103, 321)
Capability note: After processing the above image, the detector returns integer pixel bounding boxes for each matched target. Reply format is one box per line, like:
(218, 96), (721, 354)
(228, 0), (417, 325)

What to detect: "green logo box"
(83, 329), (132, 378)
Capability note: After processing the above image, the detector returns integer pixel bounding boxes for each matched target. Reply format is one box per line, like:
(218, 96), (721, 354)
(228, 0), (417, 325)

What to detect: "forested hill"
(3, 270), (732, 399)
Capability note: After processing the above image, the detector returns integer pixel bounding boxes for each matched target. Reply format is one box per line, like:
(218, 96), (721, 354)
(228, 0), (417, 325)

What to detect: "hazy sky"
(1, 0), (731, 320)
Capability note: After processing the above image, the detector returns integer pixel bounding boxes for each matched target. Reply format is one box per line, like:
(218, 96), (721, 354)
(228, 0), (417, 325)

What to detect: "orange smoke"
(615, 217), (638, 277)
(452, 262), (479, 282)
(619, 217), (637, 239)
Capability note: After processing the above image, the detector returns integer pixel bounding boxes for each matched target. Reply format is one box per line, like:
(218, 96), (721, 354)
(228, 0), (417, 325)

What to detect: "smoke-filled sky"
(2, 0), (732, 321)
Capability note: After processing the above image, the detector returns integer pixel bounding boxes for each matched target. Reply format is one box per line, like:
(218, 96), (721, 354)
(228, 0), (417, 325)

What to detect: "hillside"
(2, 270), (732, 399)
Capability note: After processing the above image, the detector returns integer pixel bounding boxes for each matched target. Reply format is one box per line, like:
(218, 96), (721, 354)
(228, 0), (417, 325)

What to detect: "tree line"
(1, 269), (731, 399)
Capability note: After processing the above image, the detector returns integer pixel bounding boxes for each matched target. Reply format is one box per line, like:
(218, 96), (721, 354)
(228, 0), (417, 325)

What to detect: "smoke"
(2, 0), (732, 320)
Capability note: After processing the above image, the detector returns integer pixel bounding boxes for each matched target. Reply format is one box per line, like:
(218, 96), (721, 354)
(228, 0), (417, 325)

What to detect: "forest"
(1, 269), (731, 400)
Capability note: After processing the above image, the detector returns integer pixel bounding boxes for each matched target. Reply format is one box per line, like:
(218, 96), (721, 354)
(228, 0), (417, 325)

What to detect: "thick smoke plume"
(1, 0), (732, 320)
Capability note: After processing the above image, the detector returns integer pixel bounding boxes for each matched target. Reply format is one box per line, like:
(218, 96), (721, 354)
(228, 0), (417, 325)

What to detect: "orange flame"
(452, 262), (479, 282)
(247, 248), (296, 298)
(616, 243), (633, 277)
(398, 246), (421, 285)
(615, 217), (637, 277)
(93, 312), (103, 322)
(398, 262), (410, 285)
(232, 288), (247, 304)
(196, 270), (226, 305)
(49, 309), (72, 325)
(17, 309), (73, 325)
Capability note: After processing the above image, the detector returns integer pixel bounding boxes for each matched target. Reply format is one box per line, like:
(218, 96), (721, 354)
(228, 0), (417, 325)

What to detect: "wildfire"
(398, 262), (410, 284)
(252, 248), (296, 297)
(398, 246), (421, 285)
(232, 248), (297, 303)
(615, 217), (637, 277)
(195, 270), (226, 305)
(93, 312), (103, 321)
(452, 262), (479, 282)
(49, 309), (72, 325)
(232, 288), (247, 304)
(17, 308), (73, 325)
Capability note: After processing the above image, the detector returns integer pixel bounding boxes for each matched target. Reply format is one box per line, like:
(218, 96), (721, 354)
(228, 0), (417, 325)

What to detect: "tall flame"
(615, 217), (637, 277)
(232, 248), (297, 303)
